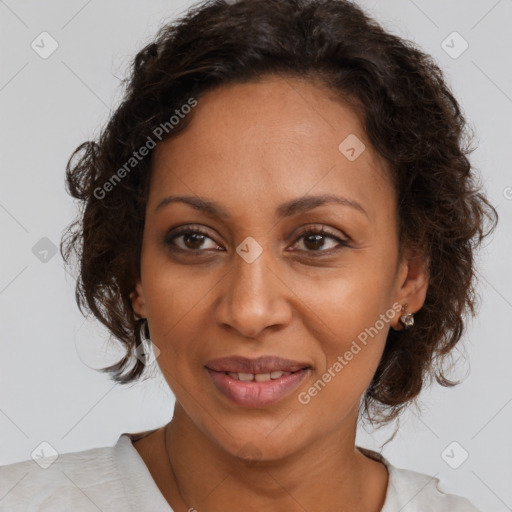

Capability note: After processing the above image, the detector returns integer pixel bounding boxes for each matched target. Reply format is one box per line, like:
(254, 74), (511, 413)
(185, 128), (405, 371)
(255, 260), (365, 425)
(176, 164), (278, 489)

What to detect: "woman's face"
(131, 75), (427, 460)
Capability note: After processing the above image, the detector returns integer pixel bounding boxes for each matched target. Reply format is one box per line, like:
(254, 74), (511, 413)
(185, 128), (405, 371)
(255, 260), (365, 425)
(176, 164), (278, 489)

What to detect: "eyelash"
(164, 225), (350, 256)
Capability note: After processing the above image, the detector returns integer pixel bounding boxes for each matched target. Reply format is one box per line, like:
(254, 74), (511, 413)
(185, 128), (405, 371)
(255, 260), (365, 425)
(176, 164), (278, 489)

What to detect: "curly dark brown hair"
(61, 0), (498, 426)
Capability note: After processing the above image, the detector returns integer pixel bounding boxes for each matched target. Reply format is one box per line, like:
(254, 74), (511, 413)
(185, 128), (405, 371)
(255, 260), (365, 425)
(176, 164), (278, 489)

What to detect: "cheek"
(287, 255), (397, 410)
(141, 243), (216, 335)
(295, 290), (393, 426)
(141, 266), (208, 371)
(287, 253), (396, 347)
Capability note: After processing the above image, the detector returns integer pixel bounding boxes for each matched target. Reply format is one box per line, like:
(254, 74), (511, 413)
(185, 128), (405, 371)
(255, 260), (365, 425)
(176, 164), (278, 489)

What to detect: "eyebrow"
(155, 193), (368, 219)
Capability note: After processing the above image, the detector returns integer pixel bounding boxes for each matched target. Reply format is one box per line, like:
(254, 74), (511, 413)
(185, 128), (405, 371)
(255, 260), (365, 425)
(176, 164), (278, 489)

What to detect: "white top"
(0, 430), (480, 511)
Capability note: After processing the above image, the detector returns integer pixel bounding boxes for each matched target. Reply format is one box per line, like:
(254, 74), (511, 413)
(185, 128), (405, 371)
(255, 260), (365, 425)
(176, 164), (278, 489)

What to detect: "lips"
(205, 355), (311, 408)
(226, 371), (292, 382)
(205, 355), (310, 374)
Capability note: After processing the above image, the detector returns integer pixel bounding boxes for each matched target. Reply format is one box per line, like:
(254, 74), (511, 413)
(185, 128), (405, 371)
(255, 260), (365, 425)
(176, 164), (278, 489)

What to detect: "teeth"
(226, 371), (292, 381)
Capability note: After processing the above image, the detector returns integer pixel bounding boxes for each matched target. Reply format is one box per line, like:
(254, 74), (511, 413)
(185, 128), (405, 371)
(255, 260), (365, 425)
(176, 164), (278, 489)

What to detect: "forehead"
(149, 76), (394, 221)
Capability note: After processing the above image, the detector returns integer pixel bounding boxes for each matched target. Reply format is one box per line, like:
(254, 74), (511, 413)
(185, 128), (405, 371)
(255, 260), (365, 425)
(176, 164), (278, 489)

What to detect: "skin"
(130, 75), (429, 512)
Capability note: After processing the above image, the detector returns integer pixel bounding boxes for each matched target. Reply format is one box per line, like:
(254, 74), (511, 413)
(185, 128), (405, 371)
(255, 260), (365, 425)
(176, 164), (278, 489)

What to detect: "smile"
(226, 371), (292, 381)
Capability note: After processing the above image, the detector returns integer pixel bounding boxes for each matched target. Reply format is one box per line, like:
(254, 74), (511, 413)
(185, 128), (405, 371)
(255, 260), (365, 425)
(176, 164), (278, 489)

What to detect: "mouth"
(205, 355), (311, 408)
(205, 355), (310, 374)
(223, 370), (296, 382)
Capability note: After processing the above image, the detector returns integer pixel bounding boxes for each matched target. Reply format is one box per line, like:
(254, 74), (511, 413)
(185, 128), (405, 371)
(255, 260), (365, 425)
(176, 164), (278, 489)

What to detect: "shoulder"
(357, 446), (481, 512)
(387, 464), (481, 511)
(0, 436), (131, 511)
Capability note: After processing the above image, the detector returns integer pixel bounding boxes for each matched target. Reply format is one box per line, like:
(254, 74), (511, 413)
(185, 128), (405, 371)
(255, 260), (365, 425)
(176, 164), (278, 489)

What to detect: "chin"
(202, 417), (312, 463)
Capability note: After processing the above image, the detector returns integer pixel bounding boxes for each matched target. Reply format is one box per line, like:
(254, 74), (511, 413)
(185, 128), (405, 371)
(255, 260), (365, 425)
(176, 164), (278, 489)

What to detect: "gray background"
(0, 0), (511, 510)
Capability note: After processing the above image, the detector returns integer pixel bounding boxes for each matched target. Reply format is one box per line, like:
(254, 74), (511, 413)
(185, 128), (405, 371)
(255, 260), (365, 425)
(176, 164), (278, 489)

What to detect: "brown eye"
(165, 227), (222, 252)
(292, 227), (349, 254)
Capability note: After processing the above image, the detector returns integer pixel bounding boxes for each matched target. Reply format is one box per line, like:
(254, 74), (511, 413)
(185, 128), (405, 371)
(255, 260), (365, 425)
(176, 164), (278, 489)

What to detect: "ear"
(391, 244), (429, 330)
(130, 280), (148, 319)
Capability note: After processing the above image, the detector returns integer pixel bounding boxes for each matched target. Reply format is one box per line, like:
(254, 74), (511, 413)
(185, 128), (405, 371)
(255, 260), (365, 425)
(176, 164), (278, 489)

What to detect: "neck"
(163, 403), (387, 512)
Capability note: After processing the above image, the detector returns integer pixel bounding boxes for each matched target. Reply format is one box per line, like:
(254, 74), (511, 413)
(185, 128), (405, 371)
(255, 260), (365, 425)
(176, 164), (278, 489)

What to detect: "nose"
(214, 243), (293, 339)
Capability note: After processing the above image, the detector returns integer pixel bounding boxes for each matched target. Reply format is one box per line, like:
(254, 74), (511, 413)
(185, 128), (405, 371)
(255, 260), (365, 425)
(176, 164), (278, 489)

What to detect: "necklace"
(164, 423), (194, 511)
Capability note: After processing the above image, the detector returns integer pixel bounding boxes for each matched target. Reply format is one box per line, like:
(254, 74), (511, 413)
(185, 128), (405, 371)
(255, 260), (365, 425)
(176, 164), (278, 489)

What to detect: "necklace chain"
(164, 423), (193, 511)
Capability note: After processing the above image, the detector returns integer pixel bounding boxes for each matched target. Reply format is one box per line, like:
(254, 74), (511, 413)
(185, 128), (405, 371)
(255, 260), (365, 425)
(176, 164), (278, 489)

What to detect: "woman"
(0, 0), (497, 510)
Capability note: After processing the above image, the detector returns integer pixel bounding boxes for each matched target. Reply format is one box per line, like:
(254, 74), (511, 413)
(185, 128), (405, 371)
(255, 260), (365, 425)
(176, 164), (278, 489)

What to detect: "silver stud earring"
(399, 303), (414, 330)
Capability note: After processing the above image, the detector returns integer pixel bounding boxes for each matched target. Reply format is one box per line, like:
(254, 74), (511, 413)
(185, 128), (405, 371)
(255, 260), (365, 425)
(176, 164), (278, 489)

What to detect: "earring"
(142, 318), (151, 340)
(399, 303), (415, 330)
